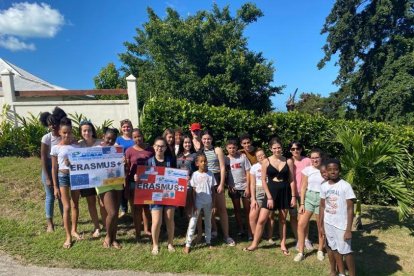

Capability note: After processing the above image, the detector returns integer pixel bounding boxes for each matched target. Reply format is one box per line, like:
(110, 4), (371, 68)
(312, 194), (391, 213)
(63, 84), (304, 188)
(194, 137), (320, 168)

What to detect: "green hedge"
(140, 97), (414, 157)
(2, 99), (414, 158)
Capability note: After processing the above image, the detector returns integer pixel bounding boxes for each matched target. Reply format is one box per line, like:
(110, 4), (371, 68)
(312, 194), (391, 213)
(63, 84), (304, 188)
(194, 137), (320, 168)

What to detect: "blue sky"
(0, 0), (338, 111)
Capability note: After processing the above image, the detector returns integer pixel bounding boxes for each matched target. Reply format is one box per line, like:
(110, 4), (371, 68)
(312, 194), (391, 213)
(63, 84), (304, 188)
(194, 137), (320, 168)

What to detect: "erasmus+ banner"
(134, 166), (188, 206)
(67, 146), (124, 190)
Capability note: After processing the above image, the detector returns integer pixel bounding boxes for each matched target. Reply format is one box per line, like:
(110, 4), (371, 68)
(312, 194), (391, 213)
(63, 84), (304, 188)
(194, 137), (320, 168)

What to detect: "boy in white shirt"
(320, 159), (356, 276)
(226, 139), (251, 239)
(184, 153), (216, 253)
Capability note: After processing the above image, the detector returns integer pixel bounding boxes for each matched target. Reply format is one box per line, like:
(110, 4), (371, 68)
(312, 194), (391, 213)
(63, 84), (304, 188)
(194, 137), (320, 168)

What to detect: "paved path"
(0, 251), (178, 276)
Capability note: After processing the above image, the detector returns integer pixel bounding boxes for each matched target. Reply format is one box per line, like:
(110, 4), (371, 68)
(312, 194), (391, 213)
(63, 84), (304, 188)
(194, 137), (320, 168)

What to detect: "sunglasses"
(290, 147), (301, 152)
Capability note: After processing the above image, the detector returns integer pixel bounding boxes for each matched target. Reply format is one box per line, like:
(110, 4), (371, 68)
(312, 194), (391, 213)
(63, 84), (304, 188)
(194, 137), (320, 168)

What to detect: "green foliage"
(295, 92), (346, 119)
(319, 0), (414, 123)
(67, 112), (114, 139)
(0, 106), (114, 157)
(119, 3), (281, 114)
(93, 62), (127, 100)
(336, 126), (414, 220)
(0, 105), (46, 157)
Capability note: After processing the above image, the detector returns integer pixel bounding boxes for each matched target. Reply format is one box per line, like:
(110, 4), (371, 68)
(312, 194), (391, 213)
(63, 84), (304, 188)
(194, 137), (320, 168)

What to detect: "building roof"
(0, 58), (66, 91)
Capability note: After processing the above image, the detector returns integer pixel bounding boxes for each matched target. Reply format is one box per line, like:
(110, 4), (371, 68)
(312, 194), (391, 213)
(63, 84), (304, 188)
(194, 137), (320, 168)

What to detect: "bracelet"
(292, 195), (296, 197)
(300, 203), (304, 206)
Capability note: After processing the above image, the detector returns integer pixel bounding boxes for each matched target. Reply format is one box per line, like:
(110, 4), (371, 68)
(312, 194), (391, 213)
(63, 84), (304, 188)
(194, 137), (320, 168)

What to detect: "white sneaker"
(305, 239), (313, 250)
(294, 252), (304, 262)
(317, 250), (324, 261)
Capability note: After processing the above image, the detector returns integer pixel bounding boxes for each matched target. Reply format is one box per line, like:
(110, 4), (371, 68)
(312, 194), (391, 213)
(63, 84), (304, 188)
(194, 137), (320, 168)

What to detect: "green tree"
(94, 63), (127, 100)
(335, 126), (414, 229)
(119, 3), (281, 114)
(295, 92), (346, 118)
(319, 0), (414, 123)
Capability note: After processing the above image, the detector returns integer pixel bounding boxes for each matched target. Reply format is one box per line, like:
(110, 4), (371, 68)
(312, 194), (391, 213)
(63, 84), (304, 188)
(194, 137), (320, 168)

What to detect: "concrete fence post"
(126, 74), (139, 127)
(1, 69), (17, 126)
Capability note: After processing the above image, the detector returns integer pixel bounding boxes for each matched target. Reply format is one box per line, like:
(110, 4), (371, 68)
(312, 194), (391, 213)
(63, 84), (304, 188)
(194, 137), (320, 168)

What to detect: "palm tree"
(335, 127), (414, 229)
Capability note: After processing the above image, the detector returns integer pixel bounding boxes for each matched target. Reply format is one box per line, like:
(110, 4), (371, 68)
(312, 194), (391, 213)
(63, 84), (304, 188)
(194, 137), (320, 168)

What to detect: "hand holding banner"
(67, 146), (124, 190)
(134, 166), (188, 206)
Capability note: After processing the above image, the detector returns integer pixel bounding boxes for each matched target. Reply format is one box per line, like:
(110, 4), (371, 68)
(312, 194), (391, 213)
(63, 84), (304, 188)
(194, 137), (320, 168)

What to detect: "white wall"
(0, 70), (139, 128)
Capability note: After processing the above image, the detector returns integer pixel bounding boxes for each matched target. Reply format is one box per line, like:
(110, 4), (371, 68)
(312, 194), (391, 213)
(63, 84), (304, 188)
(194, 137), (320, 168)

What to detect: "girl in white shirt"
(294, 149), (325, 262)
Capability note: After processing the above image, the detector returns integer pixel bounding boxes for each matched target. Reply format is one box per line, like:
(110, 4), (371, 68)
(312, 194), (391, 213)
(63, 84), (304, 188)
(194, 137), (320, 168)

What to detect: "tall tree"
(295, 92), (346, 118)
(318, 0), (414, 123)
(94, 63), (127, 100)
(119, 3), (281, 114)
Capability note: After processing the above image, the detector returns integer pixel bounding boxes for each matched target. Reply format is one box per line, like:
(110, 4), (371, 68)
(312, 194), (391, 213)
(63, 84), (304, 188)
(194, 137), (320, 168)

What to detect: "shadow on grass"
(362, 206), (414, 236)
(353, 231), (402, 275)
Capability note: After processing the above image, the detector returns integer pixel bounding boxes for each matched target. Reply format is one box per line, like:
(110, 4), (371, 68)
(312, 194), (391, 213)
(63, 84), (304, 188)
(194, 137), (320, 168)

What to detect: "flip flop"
(62, 241), (72, 249)
(102, 241), (111, 248)
(71, 232), (84, 241)
(243, 247), (256, 252)
(281, 249), (290, 256)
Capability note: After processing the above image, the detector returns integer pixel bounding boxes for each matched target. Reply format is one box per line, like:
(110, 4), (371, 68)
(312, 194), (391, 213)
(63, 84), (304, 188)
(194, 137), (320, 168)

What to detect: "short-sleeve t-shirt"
(190, 171), (216, 207)
(293, 157), (312, 196)
(115, 136), (134, 152)
(50, 144), (78, 170)
(176, 152), (197, 177)
(125, 146), (154, 181)
(41, 132), (61, 158)
(320, 179), (356, 230)
(226, 153), (251, 190)
(250, 163), (263, 187)
(302, 165), (324, 193)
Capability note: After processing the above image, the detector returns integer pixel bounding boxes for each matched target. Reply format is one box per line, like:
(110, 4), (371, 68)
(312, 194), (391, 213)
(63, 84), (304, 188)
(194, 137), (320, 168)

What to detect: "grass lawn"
(0, 157), (413, 275)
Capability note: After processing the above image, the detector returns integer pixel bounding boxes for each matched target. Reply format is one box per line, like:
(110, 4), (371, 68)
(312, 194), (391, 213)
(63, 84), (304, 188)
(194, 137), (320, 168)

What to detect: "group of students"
(40, 107), (356, 276)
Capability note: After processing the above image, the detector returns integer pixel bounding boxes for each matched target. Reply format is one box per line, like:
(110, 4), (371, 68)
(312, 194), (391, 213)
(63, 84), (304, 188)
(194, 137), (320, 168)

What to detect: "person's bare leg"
(297, 210), (313, 253)
(86, 195), (100, 233)
(70, 190), (81, 238)
(249, 205), (260, 237)
(279, 209), (289, 252)
(345, 253), (355, 276)
(242, 197), (251, 237)
(60, 187), (72, 246)
(151, 209), (162, 252)
(246, 208), (270, 250)
(143, 206), (151, 235)
(215, 192), (230, 239)
(164, 208), (175, 249)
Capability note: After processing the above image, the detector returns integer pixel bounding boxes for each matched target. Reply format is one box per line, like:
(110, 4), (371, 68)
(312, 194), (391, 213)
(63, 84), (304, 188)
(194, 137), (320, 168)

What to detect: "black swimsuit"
(262, 162), (292, 210)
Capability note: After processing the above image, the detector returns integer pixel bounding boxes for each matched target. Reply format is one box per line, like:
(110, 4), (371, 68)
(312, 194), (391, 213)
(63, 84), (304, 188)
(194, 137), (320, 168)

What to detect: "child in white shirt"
(184, 153), (216, 253)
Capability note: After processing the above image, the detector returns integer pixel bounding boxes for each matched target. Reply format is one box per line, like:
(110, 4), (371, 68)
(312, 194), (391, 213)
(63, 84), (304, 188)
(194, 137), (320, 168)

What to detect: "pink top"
(292, 157), (311, 196)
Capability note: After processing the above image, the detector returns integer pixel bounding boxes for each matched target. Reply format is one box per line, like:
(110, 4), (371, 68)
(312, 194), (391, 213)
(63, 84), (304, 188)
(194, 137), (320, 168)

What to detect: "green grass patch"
(0, 157), (413, 275)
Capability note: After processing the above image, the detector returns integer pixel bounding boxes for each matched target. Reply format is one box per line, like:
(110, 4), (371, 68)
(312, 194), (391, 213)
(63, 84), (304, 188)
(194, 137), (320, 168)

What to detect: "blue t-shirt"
(115, 136), (134, 152)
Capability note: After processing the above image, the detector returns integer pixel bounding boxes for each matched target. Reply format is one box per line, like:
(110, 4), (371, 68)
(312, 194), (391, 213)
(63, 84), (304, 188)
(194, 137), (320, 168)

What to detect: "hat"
(190, 123), (202, 131)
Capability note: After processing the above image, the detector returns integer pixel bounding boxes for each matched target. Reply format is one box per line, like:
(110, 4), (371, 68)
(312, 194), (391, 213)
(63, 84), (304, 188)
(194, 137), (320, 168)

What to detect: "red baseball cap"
(190, 123), (202, 131)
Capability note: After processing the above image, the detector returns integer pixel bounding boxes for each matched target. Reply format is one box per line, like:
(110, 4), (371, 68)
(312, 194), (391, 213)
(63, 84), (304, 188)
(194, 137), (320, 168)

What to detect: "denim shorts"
(149, 204), (175, 211)
(58, 172), (70, 188)
(228, 189), (246, 199)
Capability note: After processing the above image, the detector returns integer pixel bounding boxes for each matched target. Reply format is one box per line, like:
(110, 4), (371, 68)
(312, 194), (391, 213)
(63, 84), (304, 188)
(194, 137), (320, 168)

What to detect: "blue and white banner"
(67, 146), (124, 190)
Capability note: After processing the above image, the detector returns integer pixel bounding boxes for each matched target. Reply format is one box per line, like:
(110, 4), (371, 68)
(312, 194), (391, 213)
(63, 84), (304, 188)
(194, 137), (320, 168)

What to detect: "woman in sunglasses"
(288, 141), (312, 249)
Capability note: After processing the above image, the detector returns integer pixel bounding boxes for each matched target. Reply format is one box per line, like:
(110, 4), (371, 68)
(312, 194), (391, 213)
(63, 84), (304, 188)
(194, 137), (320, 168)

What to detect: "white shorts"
(324, 222), (352, 255)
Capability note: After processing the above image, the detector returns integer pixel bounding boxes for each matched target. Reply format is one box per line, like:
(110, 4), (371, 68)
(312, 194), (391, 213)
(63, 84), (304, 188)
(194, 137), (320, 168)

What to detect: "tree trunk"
(354, 199), (363, 230)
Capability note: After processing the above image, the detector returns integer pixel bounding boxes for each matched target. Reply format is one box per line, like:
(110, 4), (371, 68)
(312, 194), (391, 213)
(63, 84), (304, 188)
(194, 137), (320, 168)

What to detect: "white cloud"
(0, 2), (64, 37)
(0, 2), (64, 51)
(0, 36), (35, 51)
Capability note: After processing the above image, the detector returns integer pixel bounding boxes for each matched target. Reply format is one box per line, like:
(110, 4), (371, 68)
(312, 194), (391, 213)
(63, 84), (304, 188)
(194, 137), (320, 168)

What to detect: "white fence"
(0, 69), (139, 127)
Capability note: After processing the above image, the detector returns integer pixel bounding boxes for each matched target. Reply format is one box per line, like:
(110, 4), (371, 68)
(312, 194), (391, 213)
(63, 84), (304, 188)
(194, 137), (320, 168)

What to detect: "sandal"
(102, 240), (111, 248)
(92, 229), (101, 238)
(62, 241), (72, 249)
(112, 241), (122, 249)
(243, 247), (256, 252)
(281, 249), (290, 256)
(167, 244), (176, 252)
(151, 247), (159, 255)
(71, 232), (84, 241)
